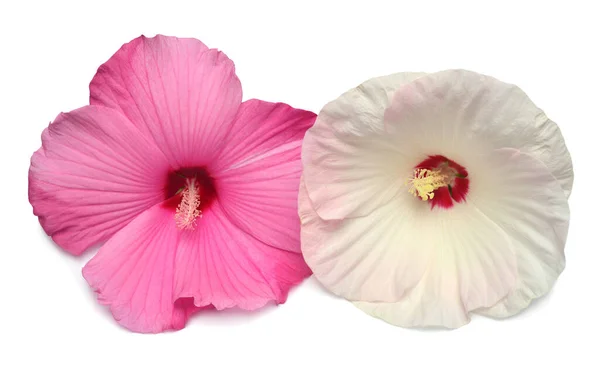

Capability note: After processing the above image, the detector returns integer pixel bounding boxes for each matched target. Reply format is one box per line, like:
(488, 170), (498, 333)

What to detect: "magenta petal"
(82, 204), (191, 333)
(29, 106), (170, 255)
(174, 201), (311, 310)
(83, 200), (310, 333)
(90, 35), (243, 167)
(214, 100), (316, 252)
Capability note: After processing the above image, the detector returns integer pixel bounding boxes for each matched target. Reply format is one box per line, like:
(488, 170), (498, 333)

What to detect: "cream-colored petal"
(301, 72), (425, 220)
(300, 179), (518, 310)
(470, 148), (570, 318)
(300, 179), (433, 302)
(384, 69), (573, 197)
(303, 70), (572, 224)
(348, 149), (569, 328)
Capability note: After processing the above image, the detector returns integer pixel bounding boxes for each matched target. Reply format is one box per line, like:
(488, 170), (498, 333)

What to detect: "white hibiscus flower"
(299, 70), (573, 328)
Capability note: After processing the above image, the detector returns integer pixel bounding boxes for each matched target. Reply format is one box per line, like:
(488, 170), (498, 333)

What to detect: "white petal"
(300, 178), (518, 312)
(384, 69), (573, 197)
(349, 149), (569, 328)
(301, 72), (425, 220)
(470, 149), (570, 318)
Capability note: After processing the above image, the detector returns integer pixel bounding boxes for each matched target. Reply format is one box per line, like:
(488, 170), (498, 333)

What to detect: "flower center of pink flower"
(163, 167), (216, 229)
(406, 155), (469, 209)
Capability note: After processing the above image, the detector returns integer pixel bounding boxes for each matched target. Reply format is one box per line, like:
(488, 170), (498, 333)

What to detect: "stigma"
(406, 168), (450, 201)
(175, 178), (202, 230)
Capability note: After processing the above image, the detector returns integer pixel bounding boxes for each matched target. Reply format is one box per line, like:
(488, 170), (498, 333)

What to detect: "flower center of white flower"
(404, 155), (470, 209)
(174, 178), (202, 230)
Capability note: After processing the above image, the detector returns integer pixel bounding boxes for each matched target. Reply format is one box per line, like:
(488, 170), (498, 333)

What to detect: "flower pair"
(30, 35), (572, 332)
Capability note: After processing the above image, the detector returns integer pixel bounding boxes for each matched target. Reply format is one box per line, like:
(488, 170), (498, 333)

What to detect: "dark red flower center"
(409, 155), (469, 209)
(163, 167), (217, 212)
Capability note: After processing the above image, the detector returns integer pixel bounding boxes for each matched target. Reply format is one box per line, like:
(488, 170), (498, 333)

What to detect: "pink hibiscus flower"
(29, 35), (315, 333)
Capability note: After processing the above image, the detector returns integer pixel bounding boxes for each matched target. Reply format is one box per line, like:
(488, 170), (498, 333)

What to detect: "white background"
(1, 0), (599, 369)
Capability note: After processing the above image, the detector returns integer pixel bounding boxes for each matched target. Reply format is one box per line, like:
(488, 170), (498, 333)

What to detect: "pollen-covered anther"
(406, 168), (450, 201)
(175, 178), (202, 230)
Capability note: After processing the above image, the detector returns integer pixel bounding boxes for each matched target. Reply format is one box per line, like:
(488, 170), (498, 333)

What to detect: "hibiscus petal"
(384, 69), (573, 198)
(214, 99), (316, 252)
(29, 106), (170, 255)
(90, 35), (242, 167)
(173, 201), (311, 310)
(300, 180), (517, 327)
(82, 204), (191, 333)
(83, 197), (309, 333)
(348, 149), (568, 328)
(301, 72), (426, 220)
(469, 149), (570, 318)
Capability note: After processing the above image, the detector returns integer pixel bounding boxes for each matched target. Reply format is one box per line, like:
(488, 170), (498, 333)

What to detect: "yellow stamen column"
(406, 169), (449, 201)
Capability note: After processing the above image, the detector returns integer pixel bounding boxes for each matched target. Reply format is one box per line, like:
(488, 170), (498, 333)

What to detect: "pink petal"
(90, 35), (242, 168)
(29, 106), (170, 255)
(82, 204), (192, 333)
(83, 200), (310, 333)
(214, 99), (316, 252)
(174, 201), (312, 310)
